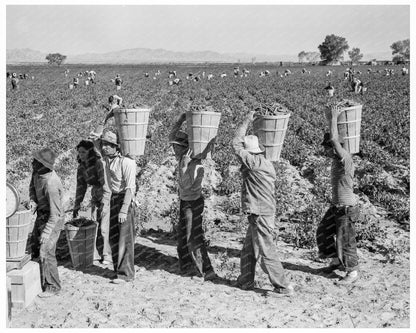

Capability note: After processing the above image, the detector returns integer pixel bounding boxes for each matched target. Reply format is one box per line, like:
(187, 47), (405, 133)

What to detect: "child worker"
(169, 112), (218, 281)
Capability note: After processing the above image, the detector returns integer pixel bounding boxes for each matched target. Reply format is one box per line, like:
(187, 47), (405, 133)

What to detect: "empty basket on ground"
(186, 110), (222, 158)
(253, 112), (291, 161)
(336, 104), (362, 154)
(6, 209), (32, 260)
(65, 220), (98, 268)
(113, 107), (151, 156)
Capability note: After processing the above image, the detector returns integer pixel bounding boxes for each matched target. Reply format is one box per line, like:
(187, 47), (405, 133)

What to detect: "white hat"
(244, 135), (264, 154)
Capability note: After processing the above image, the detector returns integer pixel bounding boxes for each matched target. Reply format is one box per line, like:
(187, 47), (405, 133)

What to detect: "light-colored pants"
(238, 214), (290, 290)
(91, 186), (112, 263)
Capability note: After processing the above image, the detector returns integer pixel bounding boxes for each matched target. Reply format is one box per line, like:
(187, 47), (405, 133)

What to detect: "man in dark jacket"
(29, 148), (65, 298)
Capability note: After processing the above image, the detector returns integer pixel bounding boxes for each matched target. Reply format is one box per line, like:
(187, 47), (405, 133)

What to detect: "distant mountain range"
(6, 48), (392, 64)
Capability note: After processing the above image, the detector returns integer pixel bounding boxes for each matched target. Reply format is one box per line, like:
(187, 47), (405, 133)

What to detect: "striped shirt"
(331, 148), (357, 206)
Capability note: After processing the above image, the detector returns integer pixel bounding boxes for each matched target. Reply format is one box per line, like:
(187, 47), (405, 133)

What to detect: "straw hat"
(169, 131), (189, 147)
(33, 148), (57, 170)
(100, 131), (119, 146)
(244, 135), (264, 154)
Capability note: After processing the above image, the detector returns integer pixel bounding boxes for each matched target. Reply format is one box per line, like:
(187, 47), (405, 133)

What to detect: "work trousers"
(31, 215), (62, 292)
(316, 205), (360, 272)
(91, 186), (112, 263)
(177, 196), (214, 277)
(238, 214), (290, 290)
(109, 193), (135, 281)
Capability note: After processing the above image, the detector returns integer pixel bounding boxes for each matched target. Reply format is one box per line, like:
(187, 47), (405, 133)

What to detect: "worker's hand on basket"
(40, 232), (50, 245)
(118, 212), (127, 224)
(330, 105), (341, 121)
(182, 149), (193, 167)
(29, 200), (37, 213)
(72, 208), (79, 219)
(248, 111), (257, 122)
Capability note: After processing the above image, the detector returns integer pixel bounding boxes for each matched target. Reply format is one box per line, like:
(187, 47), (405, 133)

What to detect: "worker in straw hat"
(168, 112), (218, 281)
(232, 111), (294, 296)
(29, 147), (65, 298)
(99, 130), (137, 284)
(317, 105), (360, 284)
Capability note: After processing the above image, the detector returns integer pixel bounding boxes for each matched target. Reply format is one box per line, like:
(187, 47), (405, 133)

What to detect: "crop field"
(6, 62), (411, 328)
(6, 63), (410, 240)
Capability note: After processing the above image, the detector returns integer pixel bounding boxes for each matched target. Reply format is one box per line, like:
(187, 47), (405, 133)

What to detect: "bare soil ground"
(10, 219), (410, 328)
(9, 155), (410, 328)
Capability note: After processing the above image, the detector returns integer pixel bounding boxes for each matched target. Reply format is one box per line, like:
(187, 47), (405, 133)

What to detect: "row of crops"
(6, 63), (410, 229)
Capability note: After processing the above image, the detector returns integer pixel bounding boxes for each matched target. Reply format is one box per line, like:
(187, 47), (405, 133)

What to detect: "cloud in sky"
(6, 4), (410, 55)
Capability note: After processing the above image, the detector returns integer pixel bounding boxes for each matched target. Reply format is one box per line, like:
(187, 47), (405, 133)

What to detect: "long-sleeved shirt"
(29, 171), (65, 235)
(232, 120), (276, 216)
(74, 158), (108, 210)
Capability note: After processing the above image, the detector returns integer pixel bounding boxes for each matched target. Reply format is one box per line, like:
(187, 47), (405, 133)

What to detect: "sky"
(4, 1), (411, 57)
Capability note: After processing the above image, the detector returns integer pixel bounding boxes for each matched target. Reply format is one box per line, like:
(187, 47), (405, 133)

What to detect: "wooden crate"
(7, 261), (42, 310)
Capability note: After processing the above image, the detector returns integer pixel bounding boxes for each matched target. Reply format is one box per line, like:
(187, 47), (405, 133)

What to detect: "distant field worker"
(233, 111), (294, 296)
(29, 148), (65, 298)
(100, 131), (137, 284)
(73, 77), (79, 88)
(103, 95), (123, 130)
(11, 73), (19, 90)
(73, 140), (112, 266)
(351, 76), (361, 93)
(169, 113), (218, 281)
(317, 105), (360, 285)
(114, 74), (122, 90)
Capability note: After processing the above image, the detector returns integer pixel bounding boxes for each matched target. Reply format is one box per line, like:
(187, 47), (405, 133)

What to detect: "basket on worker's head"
(335, 102), (363, 154)
(113, 107), (151, 156)
(186, 110), (222, 158)
(65, 219), (98, 269)
(253, 112), (291, 161)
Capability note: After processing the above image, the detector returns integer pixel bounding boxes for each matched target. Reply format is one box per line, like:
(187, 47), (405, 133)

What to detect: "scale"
(6, 182), (31, 271)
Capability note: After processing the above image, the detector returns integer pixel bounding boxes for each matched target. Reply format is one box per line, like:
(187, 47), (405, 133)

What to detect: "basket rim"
(254, 112), (291, 119)
(113, 107), (152, 112)
(186, 110), (221, 115)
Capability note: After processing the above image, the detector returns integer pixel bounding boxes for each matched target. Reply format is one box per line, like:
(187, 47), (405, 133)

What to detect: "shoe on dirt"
(336, 270), (359, 285)
(269, 283), (295, 296)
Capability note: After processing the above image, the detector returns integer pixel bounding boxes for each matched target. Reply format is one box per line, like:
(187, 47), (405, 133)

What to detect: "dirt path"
(10, 226), (410, 328)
